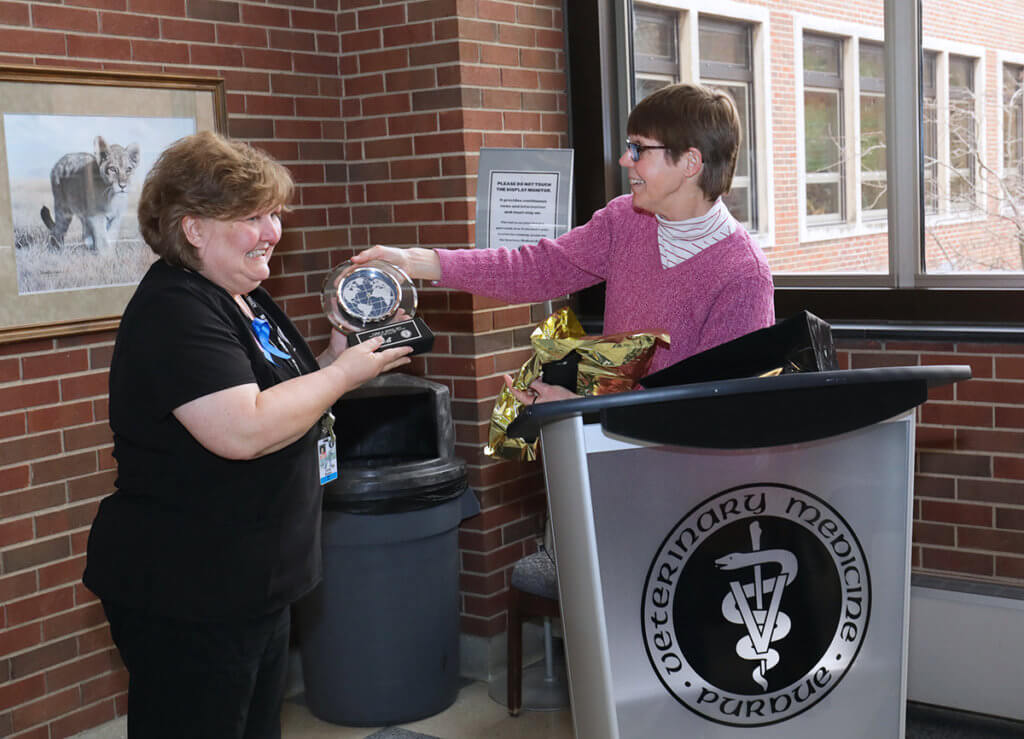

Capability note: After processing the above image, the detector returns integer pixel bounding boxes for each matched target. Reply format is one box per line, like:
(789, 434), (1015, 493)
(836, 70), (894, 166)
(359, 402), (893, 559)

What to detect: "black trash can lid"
(323, 455), (467, 512)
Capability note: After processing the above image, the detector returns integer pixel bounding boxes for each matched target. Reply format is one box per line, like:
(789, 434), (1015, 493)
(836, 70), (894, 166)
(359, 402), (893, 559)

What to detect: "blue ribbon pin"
(251, 317), (292, 366)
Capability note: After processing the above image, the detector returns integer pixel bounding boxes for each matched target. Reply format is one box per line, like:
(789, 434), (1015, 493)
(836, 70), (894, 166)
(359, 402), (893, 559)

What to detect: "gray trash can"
(295, 375), (481, 727)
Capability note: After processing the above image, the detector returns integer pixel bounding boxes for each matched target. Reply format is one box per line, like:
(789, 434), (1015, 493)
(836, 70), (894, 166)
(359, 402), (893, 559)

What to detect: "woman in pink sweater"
(354, 83), (775, 401)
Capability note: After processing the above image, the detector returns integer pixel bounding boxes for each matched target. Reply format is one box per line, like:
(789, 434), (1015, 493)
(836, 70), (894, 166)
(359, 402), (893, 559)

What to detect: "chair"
(505, 545), (569, 715)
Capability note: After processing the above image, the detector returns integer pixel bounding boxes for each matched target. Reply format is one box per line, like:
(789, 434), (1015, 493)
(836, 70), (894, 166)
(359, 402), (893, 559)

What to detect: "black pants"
(102, 602), (290, 739)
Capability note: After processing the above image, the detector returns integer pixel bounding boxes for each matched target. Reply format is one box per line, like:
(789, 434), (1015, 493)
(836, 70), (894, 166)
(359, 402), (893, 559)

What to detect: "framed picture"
(0, 66), (226, 344)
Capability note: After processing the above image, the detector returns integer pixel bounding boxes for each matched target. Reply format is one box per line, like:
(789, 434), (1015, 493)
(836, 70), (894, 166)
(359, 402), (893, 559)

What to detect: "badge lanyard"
(243, 293), (338, 485)
(243, 294), (302, 375)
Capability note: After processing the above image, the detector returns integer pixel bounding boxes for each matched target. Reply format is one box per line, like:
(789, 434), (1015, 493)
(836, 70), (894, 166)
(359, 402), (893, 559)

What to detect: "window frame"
(998, 53), (1024, 222)
(789, 7), (1022, 310)
(917, 38), (989, 278)
(946, 54), (980, 216)
(802, 32), (847, 228)
(922, 50), (940, 217)
(858, 40), (887, 221)
(634, 4), (680, 97)
(913, 46), (988, 228)
(631, 0), (773, 242)
(793, 18), (889, 247)
(698, 15), (758, 229)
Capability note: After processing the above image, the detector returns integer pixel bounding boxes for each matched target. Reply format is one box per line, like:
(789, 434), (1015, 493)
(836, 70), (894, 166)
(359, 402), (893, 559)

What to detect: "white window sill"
(798, 219), (889, 243)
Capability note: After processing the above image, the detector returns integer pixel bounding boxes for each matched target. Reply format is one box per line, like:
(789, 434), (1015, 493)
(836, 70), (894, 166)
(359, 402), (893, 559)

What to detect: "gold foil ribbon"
(485, 307), (669, 461)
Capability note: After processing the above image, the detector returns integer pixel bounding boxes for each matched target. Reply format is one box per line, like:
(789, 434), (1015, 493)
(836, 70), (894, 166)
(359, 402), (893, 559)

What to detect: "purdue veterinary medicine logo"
(641, 483), (870, 727)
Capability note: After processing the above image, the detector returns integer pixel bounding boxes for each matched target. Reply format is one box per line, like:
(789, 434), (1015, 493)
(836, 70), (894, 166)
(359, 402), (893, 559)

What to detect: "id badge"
(318, 434), (338, 485)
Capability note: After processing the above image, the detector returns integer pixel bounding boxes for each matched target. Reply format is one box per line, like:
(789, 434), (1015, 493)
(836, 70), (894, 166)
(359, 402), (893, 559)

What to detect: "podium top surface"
(509, 365), (971, 449)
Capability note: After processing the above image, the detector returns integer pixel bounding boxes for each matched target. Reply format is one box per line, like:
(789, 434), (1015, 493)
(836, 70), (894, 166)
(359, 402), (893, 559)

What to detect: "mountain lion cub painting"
(40, 136), (140, 251)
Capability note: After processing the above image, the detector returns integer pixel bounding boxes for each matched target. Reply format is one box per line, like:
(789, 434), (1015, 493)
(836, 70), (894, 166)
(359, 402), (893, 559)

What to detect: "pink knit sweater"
(437, 194), (775, 373)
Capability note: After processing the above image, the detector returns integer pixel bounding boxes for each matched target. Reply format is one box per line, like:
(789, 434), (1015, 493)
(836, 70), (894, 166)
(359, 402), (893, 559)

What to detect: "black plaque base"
(348, 317), (434, 355)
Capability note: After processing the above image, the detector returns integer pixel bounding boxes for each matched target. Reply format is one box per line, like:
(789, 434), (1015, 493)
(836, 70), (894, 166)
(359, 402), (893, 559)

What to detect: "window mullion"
(884, 0), (922, 286)
(615, 0), (635, 199)
(849, 36), (862, 226)
(680, 10), (698, 82)
(937, 53), (951, 218)
(971, 60), (984, 217)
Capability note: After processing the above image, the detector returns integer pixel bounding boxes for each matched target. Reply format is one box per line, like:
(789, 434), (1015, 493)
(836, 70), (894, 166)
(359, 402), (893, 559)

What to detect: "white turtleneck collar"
(655, 198), (737, 269)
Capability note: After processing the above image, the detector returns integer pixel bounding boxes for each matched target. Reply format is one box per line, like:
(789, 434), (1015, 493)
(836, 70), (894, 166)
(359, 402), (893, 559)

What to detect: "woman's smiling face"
(619, 136), (692, 218)
(187, 209), (283, 296)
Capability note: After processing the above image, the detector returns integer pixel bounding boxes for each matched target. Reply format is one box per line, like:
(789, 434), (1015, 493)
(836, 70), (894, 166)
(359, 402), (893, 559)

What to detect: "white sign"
(487, 170), (560, 250)
(475, 148), (573, 249)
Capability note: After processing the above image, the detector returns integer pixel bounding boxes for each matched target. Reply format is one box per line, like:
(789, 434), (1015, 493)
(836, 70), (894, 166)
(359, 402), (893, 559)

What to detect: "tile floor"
(281, 683), (1024, 739)
(71, 679), (572, 739)
(72, 687), (1024, 739)
(72, 670), (1024, 738)
(281, 680), (573, 739)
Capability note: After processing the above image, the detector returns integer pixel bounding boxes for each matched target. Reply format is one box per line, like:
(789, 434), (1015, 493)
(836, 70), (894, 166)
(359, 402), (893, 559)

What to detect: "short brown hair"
(627, 83), (741, 201)
(137, 130), (294, 270)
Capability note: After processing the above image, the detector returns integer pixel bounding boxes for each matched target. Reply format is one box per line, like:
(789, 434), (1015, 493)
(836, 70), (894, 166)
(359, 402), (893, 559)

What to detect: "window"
(634, 6), (678, 100)
(859, 41), (886, 219)
(700, 17), (756, 227)
(797, 28), (891, 251)
(1003, 62), (1024, 235)
(576, 1), (1024, 323)
(803, 34), (845, 226)
(922, 50), (1000, 273)
(923, 51), (939, 215)
(947, 55), (977, 211)
(1003, 63), (1024, 188)
(629, 5), (763, 233)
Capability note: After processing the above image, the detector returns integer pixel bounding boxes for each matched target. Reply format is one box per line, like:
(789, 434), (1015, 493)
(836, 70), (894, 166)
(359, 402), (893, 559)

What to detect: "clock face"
(338, 268), (400, 322)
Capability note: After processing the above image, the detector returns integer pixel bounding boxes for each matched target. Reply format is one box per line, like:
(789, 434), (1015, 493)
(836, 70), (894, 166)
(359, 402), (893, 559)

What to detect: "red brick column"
(339, 0), (569, 647)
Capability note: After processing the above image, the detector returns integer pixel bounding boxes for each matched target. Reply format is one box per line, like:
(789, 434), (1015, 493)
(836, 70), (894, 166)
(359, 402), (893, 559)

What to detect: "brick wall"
(0, 1), (350, 736)
(0, 331), (120, 739)
(0, 1), (567, 736)
(839, 337), (1024, 582)
(337, 0), (568, 641)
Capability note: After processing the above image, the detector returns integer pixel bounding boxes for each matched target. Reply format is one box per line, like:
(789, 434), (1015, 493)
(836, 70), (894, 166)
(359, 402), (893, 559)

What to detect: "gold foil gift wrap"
(485, 307), (670, 462)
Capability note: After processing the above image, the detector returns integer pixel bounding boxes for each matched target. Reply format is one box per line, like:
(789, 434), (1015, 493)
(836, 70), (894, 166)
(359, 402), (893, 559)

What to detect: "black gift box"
(639, 310), (837, 389)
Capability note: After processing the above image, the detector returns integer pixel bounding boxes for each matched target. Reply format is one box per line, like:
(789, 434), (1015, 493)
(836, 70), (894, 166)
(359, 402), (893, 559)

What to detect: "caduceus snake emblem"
(715, 522), (798, 691)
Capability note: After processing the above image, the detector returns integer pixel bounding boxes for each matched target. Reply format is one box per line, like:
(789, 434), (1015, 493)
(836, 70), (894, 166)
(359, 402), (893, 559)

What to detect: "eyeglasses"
(625, 139), (669, 162)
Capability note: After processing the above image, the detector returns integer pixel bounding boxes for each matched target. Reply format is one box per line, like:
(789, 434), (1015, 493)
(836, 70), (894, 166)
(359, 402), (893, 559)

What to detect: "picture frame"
(0, 66), (227, 344)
